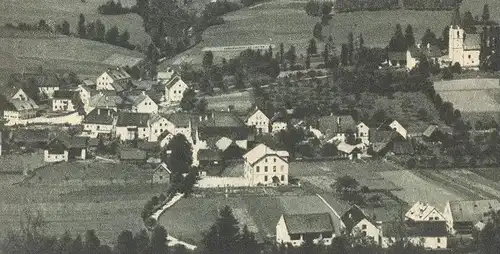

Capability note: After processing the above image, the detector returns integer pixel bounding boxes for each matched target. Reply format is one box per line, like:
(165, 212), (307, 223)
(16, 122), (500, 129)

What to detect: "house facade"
(243, 143), (289, 186)
(341, 205), (382, 245)
(115, 112), (150, 141)
(317, 115), (357, 143)
(124, 92), (158, 114)
(44, 136), (88, 162)
(1, 87), (39, 122)
(389, 120), (407, 139)
(246, 108), (270, 134)
(164, 76), (189, 103)
(405, 201), (446, 222)
(82, 108), (116, 138)
(96, 68), (131, 91)
(448, 25), (480, 69)
(152, 163), (171, 184)
(149, 114), (175, 142)
(443, 199), (500, 235)
(276, 213), (335, 247)
(356, 122), (370, 145)
(52, 90), (78, 112)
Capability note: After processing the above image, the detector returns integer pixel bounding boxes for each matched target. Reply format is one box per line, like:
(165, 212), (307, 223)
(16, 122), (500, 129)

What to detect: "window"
(273, 166), (276, 172)
(290, 234), (300, 240)
(264, 176), (268, 182)
(281, 175), (284, 181)
(281, 165), (284, 172)
(256, 166), (260, 172)
(265, 158), (268, 163)
(468, 55), (471, 59)
(274, 158), (276, 162)
(362, 224), (367, 230)
(264, 166), (268, 172)
(437, 238), (441, 243)
(159, 175), (163, 180)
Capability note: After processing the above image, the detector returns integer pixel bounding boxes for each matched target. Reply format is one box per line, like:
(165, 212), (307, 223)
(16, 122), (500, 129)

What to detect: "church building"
(447, 25), (481, 69)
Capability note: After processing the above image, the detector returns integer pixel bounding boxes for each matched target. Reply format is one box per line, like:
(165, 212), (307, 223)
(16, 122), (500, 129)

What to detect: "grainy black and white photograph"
(1, 0), (500, 253)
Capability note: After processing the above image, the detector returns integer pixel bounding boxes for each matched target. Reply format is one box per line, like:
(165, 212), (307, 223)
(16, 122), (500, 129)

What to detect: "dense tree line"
(98, 0), (133, 15)
(76, 14), (134, 49)
(334, 0), (399, 12)
(304, 1), (333, 17)
(403, 0), (461, 11)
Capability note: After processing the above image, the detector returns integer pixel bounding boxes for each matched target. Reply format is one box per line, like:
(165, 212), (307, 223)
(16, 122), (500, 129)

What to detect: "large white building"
(96, 68), (131, 91)
(243, 143), (289, 186)
(82, 108), (116, 138)
(443, 199), (500, 235)
(246, 108), (270, 134)
(447, 25), (480, 69)
(163, 75), (189, 103)
(52, 90), (78, 112)
(276, 213), (335, 247)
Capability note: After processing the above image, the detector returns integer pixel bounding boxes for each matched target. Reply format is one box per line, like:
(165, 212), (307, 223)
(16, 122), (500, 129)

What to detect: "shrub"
(159, 193), (167, 203)
(145, 217), (157, 228)
(442, 67), (453, 80)
(360, 186), (370, 193)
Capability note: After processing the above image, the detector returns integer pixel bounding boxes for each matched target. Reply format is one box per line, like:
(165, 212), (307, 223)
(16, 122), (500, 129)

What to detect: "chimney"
(107, 110), (110, 116)
(199, 115), (202, 121)
(427, 43), (430, 49)
(142, 91), (146, 95)
(337, 117), (341, 127)
(98, 108), (101, 115)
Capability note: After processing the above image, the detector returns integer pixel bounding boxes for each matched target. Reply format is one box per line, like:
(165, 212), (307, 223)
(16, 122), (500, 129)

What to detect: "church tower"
(449, 25), (465, 65)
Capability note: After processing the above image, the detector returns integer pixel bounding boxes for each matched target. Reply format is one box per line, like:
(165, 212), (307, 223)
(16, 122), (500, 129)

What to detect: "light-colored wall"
(389, 121), (407, 139)
(244, 155), (288, 186)
(44, 150), (68, 162)
(247, 110), (270, 134)
(150, 118), (174, 142)
(52, 99), (75, 112)
(134, 97), (158, 114)
(272, 122), (287, 133)
(166, 80), (188, 102)
(406, 51), (419, 70)
(83, 123), (114, 136)
(39, 87), (59, 99)
(116, 126), (136, 141)
(12, 89), (29, 101)
(276, 216), (291, 244)
(408, 236), (447, 249)
(357, 123), (370, 144)
(449, 27), (465, 66)
(463, 50), (480, 67)
(353, 219), (381, 244)
(442, 202), (455, 234)
(160, 133), (174, 148)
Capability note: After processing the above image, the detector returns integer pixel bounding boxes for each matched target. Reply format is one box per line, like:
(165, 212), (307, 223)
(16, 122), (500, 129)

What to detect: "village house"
(243, 143), (289, 186)
(88, 90), (124, 112)
(388, 120), (408, 139)
(158, 130), (175, 148)
(82, 108), (117, 138)
(382, 221), (448, 249)
(163, 75), (189, 103)
(122, 91), (158, 114)
(443, 199), (500, 235)
(0, 86), (39, 122)
(368, 130), (405, 156)
(115, 112), (151, 141)
(197, 149), (222, 168)
(405, 201), (446, 223)
(119, 147), (147, 163)
(44, 136), (89, 162)
(270, 112), (288, 134)
(96, 67), (131, 91)
(276, 213), (335, 246)
(317, 114), (357, 143)
(246, 107), (270, 134)
(336, 142), (362, 160)
(356, 122), (370, 145)
(386, 45), (442, 70)
(152, 162), (171, 184)
(149, 114), (175, 142)
(76, 84), (93, 107)
(341, 205), (382, 245)
(166, 112), (195, 142)
(51, 90), (78, 112)
(10, 72), (62, 99)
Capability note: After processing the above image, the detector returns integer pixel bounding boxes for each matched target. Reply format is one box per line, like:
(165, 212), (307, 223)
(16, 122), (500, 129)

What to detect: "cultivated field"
(158, 194), (346, 244)
(203, 90), (253, 112)
(461, 0), (500, 22)
(0, 30), (144, 77)
(0, 151), (46, 174)
(0, 161), (167, 244)
(0, 0), (148, 45)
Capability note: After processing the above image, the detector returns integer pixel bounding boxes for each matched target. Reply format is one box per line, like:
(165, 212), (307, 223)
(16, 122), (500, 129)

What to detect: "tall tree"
(462, 10), (476, 33)
(307, 38), (317, 55)
(405, 24), (415, 48)
(134, 229), (150, 254)
(84, 230), (101, 254)
(202, 206), (241, 254)
(106, 25), (120, 45)
(389, 24), (406, 51)
(286, 45), (297, 67)
(341, 44), (348, 66)
(151, 226), (169, 254)
(164, 134), (193, 175)
(179, 88), (197, 111)
(119, 30), (131, 47)
(62, 20), (71, 35)
(238, 225), (259, 254)
(203, 51), (214, 69)
(358, 33), (364, 49)
(482, 4), (490, 22)
(347, 32), (354, 65)
(115, 230), (137, 254)
(95, 20), (106, 42)
(78, 14), (86, 38)
(313, 22), (323, 40)
(70, 235), (84, 254)
(421, 28), (437, 47)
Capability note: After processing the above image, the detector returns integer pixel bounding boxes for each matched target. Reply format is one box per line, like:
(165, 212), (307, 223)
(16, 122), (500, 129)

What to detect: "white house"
(341, 205), (382, 245)
(166, 112), (194, 143)
(124, 92), (158, 114)
(405, 201), (446, 222)
(447, 25), (480, 69)
(52, 90), (78, 112)
(157, 68), (176, 82)
(382, 221), (448, 249)
(389, 120), (407, 139)
(271, 112), (288, 134)
(88, 91), (123, 113)
(158, 130), (175, 148)
(0, 86), (39, 122)
(76, 85), (93, 107)
(356, 122), (370, 145)
(115, 112), (151, 141)
(317, 114), (357, 143)
(163, 75), (189, 103)
(243, 143), (289, 186)
(246, 108), (270, 134)
(44, 136), (88, 162)
(96, 68), (131, 91)
(443, 199), (500, 235)
(82, 108), (116, 138)
(149, 114), (175, 142)
(276, 213), (335, 247)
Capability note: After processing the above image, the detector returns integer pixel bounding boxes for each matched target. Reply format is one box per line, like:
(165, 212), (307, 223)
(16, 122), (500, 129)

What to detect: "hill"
(0, 28), (144, 78)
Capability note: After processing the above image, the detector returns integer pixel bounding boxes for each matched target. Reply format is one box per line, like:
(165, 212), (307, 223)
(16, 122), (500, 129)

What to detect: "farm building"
(163, 75), (189, 103)
(443, 199), (500, 235)
(382, 221), (448, 249)
(44, 136), (89, 162)
(152, 162), (171, 184)
(82, 108), (117, 138)
(276, 213), (335, 247)
(96, 67), (132, 91)
(0, 86), (39, 122)
(115, 112), (151, 141)
(341, 205), (382, 245)
(243, 143), (289, 186)
(246, 107), (271, 134)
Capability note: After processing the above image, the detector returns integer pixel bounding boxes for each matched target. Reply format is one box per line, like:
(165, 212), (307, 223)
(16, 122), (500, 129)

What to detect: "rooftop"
(243, 143), (289, 166)
(83, 108), (116, 125)
(116, 112), (150, 127)
(341, 205), (372, 232)
(104, 67), (131, 81)
(405, 201), (441, 221)
(449, 199), (500, 223)
(317, 115), (357, 135)
(53, 90), (77, 100)
(283, 213), (335, 234)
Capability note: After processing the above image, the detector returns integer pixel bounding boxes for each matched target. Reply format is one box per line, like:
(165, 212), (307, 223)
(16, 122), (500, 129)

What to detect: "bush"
(98, 0), (132, 15)
(450, 62), (462, 74)
(145, 217), (157, 228)
(360, 186), (370, 193)
(159, 193), (167, 203)
(442, 67), (453, 80)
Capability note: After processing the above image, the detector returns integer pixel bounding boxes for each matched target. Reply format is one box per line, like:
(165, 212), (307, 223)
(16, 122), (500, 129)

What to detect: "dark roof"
(270, 111), (288, 123)
(165, 76), (182, 89)
(198, 111), (246, 128)
(388, 52), (406, 61)
(83, 108), (116, 125)
(247, 107), (271, 120)
(167, 112), (193, 128)
(0, 84), (23, 99)
(10, 72), (62, 87)
(120, 148), (147, 160)
(197, 149), (222, 161)
(341, 205), (372, 232)
(88, 138), (100, 147)
(137, 140), (158, 151)
(11, 129), (50, 143)
(464, 34), (481, 50)
(392, 141), (414, 155)
(317, 115), (356, 135)
(283, 213), (334, 234)
(448, 200), (500, 223)
(48, 135), (88, 149)
(116, 112), (150, 127)
(406, 221), (448, 237)
(53, 90), (77, 100)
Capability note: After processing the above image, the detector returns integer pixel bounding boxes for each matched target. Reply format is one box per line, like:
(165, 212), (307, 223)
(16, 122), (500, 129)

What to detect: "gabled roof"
(157, 129), (173, 141)
(53, 90), (77, 100)
(0, 84), (24, 99)
(198, 149), (222, 161)
(337, 142), (358, 154)
(103, 68), (131, 81)
(83, 108), (116, 125)
(317, 115), (357, 135)
(405, 201), (442, 221)
(247, 107), (270, 120)
(48, 135), (89, 149)
(167, 112), (193, 128)
(341, 205), (372, 232)
(216, 137), (233, 151)
(89, 91), (123, 108)
(448, 199), (500, 223)
(12, 129), (49, 143)
(464, 34), (481, 50)
(387, 52), (406, 61)
(132, 80), (157, 91)
(282, 213), (334, 234)
(123, 92), (151, 106)
(165, 75), (185, 89)
(422, 125), (438, 137)
(154, 162), (172, 174)
(9, 98), (39, 111)
(120, 148), (147, 160)
(116, 112), (150, 127)
(243, 143), (288, 166)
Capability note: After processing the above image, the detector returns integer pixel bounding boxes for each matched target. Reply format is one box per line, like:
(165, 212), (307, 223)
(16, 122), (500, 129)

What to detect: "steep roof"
(341, 205), (372, 232)
(198, 149), (222, 161)
(388, 52), (406, 61)
(0, 84), (24, 99)
(337, 142), (358, 154)
(116, 112), (150, 127)
(165, 75), (183, 89)
(154, 162), (171, 175)
(104, 67), (131, 81)
(53, 90), (77, 100)
(283, 213), (335, 234)
(216, 137), (233, 151)
(448, 199), (500, 223)
(247, 107), (270, 120)
(49, 135), (88, 149)
(243, 143), (288, 166)
(167, 112), (193, 128)
(198, 111), (246, 128)
(11, 129), (49, 143)
(9, 98), (39, 111)
(83, 108), (116, 125)
(317, 115), (356, 135)
(405, 201), (441, 221)
(123, 92), (150, 106)
(464, 34), (481, 50)
(89, 91), (123, 108)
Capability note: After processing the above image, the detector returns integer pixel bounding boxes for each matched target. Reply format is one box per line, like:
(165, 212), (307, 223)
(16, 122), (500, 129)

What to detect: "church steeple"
(451, 6), (461, 28)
